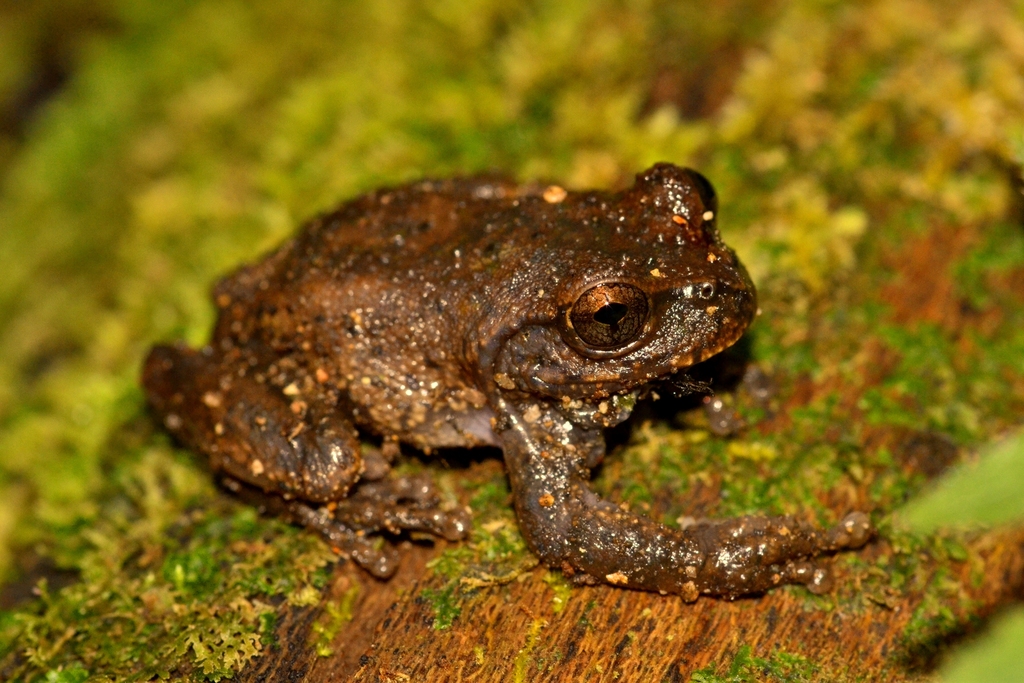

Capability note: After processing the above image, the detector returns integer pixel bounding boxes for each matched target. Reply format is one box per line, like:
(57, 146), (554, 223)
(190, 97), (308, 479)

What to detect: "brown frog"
(143, 163), (870, 599)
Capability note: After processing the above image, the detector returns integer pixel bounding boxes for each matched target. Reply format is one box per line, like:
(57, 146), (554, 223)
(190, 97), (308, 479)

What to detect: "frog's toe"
(830, 511), (873, 549)
(429, 507), (472, 541)
(779, 560), (833, 595)
(349, 541), (400, 578)
(333, 497), (470, 541)
(352, 474), (440, 507)
(286, 500), (399, 578)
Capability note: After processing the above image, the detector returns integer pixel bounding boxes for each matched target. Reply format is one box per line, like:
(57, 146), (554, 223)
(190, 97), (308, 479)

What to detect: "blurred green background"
(1, 0), (1022, 680)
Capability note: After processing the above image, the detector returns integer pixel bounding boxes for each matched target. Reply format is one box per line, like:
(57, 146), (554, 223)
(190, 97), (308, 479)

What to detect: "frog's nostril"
(699, 283), (715, 299)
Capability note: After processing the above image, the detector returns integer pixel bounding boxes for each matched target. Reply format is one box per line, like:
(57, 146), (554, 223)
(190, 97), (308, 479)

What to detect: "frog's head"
(488, 163), (756, 408)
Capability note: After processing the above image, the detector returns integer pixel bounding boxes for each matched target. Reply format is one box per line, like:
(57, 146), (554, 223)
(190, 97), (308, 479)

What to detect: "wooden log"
(238, 524), (1024, 681)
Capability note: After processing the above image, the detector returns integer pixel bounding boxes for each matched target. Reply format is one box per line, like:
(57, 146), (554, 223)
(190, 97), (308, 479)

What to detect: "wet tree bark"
(236, 518), (1024, 681)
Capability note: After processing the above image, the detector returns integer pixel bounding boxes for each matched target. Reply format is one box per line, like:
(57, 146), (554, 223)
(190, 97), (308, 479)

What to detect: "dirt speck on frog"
(143, 163), (871, 596)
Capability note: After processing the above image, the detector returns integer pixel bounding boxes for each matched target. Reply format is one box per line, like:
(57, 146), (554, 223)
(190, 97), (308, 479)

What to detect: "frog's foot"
(550, 502), (872, 599)
(295, 478), (470, 577)
(667, 512), (873, 597)
(218, 476), (397, 577)
(287, 500), (400, 578)
(222, 475), (468, 578)
(332, 475), (471, 542)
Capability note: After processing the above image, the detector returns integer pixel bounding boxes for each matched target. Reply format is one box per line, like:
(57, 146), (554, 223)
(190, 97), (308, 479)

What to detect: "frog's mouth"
(519, 333), (744, 401)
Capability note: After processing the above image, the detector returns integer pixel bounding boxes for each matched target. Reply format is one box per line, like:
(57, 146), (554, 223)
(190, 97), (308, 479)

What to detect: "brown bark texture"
(236, 502), (1024, 682)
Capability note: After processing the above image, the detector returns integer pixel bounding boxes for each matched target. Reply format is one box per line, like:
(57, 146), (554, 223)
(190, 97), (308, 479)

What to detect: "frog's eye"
(689, 170), (718, 218)
(569, 283), (650, 350)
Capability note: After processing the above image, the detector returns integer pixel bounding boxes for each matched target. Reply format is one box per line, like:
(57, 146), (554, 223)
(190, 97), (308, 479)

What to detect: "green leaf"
(938, 607), (1024, 683)
(899, 431), (1024, 533)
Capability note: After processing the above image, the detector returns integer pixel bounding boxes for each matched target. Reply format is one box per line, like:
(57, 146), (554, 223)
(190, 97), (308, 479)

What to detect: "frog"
(143, 163), (871, 599)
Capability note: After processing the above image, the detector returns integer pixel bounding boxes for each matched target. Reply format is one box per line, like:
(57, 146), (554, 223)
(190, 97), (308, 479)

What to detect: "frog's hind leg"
(143, 343), (363, 503)
(144, 343), (469, 576)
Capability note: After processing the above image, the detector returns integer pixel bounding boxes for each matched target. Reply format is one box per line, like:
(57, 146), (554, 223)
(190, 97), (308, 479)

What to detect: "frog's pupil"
(594, 303), (628, 326)
(569, 283), (650, 350)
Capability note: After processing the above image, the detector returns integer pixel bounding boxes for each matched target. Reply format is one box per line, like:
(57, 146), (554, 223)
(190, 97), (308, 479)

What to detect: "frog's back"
(301, 176), (540, 271)
(214, 176), (533, 301)
(206, 175), (545, 354)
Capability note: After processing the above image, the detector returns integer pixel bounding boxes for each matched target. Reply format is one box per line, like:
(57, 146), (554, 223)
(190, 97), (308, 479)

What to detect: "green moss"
(835, 522), (975, 619)
(420, 468), (537, 629)
(690, 645), (820, 683)
(0, 448), (337, 681)
(899, 566), (978, 667)
(419, 584), (462, 632)
(542, 570), (573, 615)
(311, 584), (359, 657)
(512, 617), (547, 683)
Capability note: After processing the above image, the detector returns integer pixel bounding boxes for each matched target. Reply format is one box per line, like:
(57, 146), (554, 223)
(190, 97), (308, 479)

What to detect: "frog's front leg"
(497, 403), (871, 599)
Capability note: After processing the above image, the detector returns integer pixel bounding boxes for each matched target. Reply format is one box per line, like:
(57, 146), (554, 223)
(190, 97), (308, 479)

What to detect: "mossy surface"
(1, 0), (1023, 680)
(690, 645), (820, 683)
